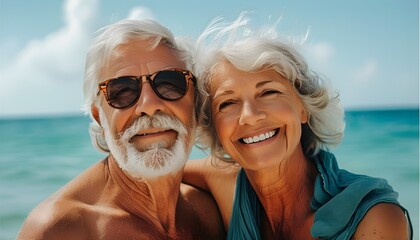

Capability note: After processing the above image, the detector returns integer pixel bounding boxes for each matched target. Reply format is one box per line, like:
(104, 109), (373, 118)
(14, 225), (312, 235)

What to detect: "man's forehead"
(101, 40), (185, 77)
(115, 38), (176, 53)
(110, 40), (182, 63)
(117, 39), (154, 51)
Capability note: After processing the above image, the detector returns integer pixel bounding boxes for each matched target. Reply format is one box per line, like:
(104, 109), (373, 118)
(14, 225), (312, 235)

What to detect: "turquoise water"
(0, 109), (418, 239)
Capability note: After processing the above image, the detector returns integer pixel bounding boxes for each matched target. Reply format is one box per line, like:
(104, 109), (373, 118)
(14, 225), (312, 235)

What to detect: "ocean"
(0, 109), (418, 239)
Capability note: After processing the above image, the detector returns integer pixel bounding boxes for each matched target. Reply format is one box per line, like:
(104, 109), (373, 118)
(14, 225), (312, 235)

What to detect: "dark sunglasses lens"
(107, 77), (139, 108)
(153, 71), (187, 100)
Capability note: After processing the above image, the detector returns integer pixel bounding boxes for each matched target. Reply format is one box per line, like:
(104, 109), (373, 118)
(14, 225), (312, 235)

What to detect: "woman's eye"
(261, 89), (281, 97)
(218, 101), (234, 110)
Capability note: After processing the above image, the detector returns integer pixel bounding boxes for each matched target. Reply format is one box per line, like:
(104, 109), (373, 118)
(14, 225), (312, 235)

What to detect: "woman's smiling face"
(210, 61), (308, 170)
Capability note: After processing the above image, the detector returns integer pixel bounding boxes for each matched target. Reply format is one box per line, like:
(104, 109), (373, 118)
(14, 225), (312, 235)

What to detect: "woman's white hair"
(82, 19), (194, 152)
(193, 13), (345, 162)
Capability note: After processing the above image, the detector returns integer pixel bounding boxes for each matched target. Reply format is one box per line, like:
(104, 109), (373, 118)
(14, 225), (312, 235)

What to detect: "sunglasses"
(97, 68), (196, 109)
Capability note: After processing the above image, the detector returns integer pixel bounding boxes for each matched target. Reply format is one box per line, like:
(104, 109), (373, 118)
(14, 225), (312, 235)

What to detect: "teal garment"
(227, 150), (412, 240)
(227, 168), (262, 240)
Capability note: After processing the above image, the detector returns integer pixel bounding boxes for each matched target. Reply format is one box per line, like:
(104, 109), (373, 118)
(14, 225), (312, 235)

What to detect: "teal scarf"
(227, 150), (412, 240)
(227, 168), (262, 240)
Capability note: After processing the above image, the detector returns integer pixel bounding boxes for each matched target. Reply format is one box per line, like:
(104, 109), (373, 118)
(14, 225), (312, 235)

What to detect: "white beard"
(99, 109), (193, 179)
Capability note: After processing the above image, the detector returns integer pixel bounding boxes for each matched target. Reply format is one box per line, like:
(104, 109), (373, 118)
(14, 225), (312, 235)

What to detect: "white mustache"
(120, 113), (188, 142)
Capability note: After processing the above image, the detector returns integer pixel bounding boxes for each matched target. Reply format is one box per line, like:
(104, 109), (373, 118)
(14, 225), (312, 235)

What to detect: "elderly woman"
(183, 15), (412, 239)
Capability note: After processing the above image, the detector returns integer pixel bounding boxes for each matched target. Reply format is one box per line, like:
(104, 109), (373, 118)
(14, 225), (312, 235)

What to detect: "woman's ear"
(299, 102), (309, 124)
(91, 105), (101, 126)
(300, 108), (309, 124)
(294, 90), (309, 124)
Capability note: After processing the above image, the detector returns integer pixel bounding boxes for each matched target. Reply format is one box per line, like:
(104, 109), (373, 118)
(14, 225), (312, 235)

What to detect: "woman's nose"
(238, 101), (266, 125)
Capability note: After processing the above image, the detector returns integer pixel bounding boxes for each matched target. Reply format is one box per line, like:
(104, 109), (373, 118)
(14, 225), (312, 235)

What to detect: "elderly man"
(18, 19), (225, 239)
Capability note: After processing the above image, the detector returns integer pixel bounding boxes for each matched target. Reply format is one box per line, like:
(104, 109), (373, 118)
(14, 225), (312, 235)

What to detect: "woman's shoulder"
(184, 157), (240, 229)
(185, 157), (240, 184)
(352, 203), (411, 239)
(311, 151), (412, 239)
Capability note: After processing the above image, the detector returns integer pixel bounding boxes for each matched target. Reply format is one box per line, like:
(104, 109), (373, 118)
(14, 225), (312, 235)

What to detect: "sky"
(0, 0), (418, 117)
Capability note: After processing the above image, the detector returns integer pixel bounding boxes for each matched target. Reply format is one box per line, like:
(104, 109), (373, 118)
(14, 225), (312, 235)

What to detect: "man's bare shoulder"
(17, 194), (88, 239)
(180, 183), (226, 239)
(17, 160), (109, 240)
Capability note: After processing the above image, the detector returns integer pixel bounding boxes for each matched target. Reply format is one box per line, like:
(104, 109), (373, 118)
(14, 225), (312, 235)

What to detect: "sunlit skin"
(211, 61), (315, 239)
(211, 60), (308, 172)
(183, 61), (409, 239)
(17, 40), (225, 240)
(97, 40), (195, 151)
(91, 40), (198, 235)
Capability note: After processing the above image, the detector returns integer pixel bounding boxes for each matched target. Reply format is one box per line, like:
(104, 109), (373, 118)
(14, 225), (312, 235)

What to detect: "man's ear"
(91, 105), (101, 126)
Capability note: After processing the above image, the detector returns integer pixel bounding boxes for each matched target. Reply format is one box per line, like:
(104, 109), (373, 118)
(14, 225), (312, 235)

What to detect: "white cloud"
(127, 7), (155, 20)
(354, 59), (378, 83)
(0, 2), (159, 117)
(302, 42), (335, 74)
(0, 0), (98, 117)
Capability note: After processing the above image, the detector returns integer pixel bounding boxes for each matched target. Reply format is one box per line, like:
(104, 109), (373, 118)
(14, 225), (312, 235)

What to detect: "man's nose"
(134, 79), (166, 117)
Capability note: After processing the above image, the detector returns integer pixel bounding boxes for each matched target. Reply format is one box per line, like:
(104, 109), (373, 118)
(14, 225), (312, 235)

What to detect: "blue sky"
(0, 0), (418, 117)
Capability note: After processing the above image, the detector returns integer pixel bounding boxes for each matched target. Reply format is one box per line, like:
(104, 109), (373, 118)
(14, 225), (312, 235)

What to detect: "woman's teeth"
(242, 130), (277, 144)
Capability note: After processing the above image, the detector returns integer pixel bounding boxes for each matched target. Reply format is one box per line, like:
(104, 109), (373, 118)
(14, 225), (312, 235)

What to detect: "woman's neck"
(245, 147), (317, 237)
